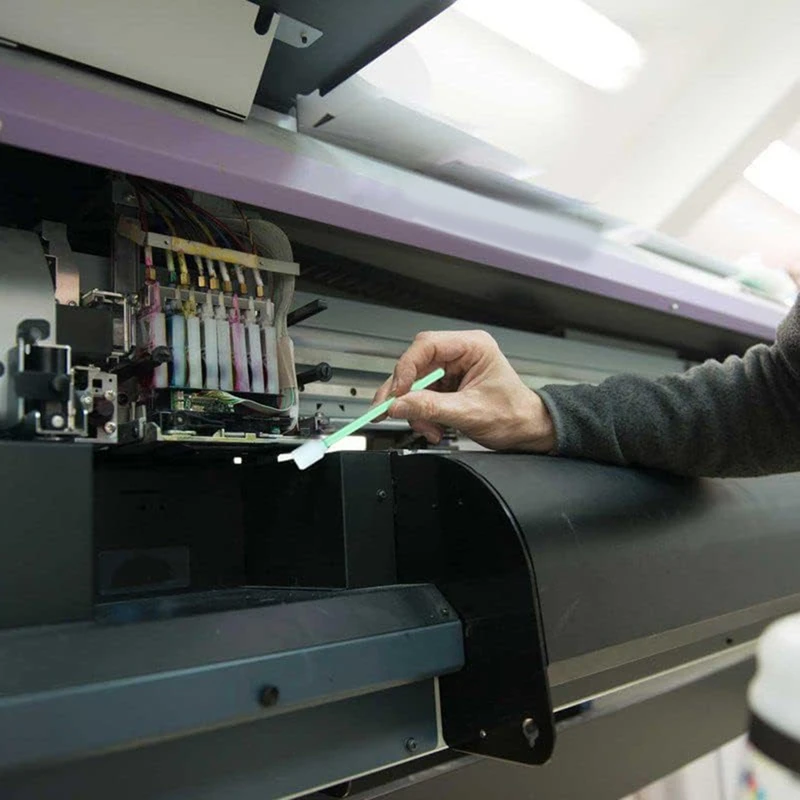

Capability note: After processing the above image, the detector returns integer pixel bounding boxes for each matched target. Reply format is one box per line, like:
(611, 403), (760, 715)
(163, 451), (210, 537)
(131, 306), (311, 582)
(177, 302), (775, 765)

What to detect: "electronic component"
(0, 176), (308, 448)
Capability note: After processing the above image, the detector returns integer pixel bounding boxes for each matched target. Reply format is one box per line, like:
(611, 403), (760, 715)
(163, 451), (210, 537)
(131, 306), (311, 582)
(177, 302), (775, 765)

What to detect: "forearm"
(538, 342), (800, 478)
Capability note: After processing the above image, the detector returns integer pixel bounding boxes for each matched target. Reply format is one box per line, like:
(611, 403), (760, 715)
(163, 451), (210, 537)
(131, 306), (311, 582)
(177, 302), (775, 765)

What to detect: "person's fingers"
(372, 375), (393, 406)
(389, 389), (470, 430)
(391, 331), (494, 395)
(409, 419), (444, 444)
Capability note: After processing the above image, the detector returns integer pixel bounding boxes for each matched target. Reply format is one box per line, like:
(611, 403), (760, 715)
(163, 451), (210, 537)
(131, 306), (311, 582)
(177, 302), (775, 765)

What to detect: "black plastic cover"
(436, 452), (800, 663)
(393, 453), (555, 765)
(253, 0), (456, 112)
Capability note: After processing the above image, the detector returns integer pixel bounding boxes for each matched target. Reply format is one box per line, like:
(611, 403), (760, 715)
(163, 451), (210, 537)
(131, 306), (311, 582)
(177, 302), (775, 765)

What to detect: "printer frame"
(0, 12), (798, 798)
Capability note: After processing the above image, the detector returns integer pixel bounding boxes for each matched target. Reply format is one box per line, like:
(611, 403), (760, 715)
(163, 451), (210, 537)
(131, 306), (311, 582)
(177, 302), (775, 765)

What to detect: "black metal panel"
(254, 1), (456, 112)
(245, 452), (396, 588)
(0, 440), (92, 628)
(95, 458), (248, 596)
(436, 453), (800, 663)
(55, 304), (113, 362)
(392, 454), (554, 765)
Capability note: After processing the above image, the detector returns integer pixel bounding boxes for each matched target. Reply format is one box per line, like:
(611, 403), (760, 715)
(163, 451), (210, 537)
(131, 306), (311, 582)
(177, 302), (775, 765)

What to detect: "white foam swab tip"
(278, 367), (445, 470)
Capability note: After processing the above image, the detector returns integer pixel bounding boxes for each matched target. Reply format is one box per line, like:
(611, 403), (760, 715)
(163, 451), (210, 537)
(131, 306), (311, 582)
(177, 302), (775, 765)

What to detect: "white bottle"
(740, 613), (800, 798)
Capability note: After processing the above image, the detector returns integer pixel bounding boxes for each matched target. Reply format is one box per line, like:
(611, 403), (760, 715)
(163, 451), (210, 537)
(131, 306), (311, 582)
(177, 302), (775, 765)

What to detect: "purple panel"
(0, 57), (784, 340)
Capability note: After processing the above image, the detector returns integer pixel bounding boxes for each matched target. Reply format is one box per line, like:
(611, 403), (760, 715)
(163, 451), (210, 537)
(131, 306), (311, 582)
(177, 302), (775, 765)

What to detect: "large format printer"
(1, 3), (799, 800)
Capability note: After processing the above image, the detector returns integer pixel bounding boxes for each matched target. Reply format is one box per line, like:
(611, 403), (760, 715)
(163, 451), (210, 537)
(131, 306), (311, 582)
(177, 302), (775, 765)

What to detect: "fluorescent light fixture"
(744, 141), (800, 216)
(327, 435), (368, 454)
(455, 0), (644, 92)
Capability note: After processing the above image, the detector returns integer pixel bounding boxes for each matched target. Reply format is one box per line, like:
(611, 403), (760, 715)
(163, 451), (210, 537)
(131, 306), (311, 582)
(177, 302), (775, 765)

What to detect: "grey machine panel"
(334, 657), (754, 800)
(0, 682), (441, 800)
(0, 583), (463, 795)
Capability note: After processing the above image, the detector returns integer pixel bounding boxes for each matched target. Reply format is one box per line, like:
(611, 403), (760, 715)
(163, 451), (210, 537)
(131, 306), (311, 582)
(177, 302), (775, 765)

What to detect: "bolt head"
(103, 421), (117, 435)
(104, 389), (117, 402)
(404, 737), (418, 754)
(50, 414), (66, 429)
(522, 718), (539, 747)
(377, 489), (388, 501)
(81, 394), (94, 410)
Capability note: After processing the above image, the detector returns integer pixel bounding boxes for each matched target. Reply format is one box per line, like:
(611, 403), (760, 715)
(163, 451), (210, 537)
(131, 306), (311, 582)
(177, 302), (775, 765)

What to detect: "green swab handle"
(324, 367), (446, 447)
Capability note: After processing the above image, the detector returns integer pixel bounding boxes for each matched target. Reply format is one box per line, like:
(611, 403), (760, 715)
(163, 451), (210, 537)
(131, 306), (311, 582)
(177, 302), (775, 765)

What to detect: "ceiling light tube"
(744, 140), (800, 216)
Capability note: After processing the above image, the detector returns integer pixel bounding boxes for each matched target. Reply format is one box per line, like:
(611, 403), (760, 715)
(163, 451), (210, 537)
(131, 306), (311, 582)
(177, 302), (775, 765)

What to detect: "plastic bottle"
(740, 613), (800, 798)
(202, 292), (219, 390)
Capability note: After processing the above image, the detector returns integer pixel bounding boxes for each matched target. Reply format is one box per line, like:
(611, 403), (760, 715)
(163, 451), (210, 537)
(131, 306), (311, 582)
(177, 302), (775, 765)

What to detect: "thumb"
(389, 390), (467, 429)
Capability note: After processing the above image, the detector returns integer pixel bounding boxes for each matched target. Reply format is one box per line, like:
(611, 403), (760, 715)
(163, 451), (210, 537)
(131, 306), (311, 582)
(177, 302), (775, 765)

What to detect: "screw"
(440, 607), (450, 617)
(671, 302), (680, 311)
(377, 489), (388, 501)
(404, 737), (418, 754)
(50, 414), (66, 429)
(479, 729), (487, 739)
(104, 421), (117, 435)
(104, 389), (116, 402)
(259, 685), (280, 708)
(81, 394), (94, 410)
(522, 718), (539, 747)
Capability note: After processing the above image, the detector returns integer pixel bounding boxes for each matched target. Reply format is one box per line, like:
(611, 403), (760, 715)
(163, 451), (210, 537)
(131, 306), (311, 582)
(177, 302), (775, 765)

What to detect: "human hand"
(373, 330), (556, 452)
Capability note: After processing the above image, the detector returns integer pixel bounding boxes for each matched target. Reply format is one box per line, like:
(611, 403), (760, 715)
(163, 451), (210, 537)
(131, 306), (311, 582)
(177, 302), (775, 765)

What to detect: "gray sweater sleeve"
(536, 299), (800, 478)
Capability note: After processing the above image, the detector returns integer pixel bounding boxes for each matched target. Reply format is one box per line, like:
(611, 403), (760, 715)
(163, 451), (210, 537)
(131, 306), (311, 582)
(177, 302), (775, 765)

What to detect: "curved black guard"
(392, 453), (555, 765)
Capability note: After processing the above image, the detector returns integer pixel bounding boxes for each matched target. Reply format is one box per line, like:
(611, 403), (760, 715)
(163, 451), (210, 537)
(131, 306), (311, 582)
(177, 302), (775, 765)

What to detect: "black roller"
(296, 362), (333, 390)
(287, 299), (328, 328)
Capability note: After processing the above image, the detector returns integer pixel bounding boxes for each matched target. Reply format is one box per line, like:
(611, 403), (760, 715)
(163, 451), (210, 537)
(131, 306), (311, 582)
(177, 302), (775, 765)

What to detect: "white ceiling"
(363, 0), (752, 183)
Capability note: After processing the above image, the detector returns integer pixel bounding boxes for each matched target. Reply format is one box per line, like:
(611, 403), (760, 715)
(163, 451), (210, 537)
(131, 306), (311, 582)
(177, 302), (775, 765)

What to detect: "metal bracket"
(37, 220), (80, 306)
(275, 14), (323, 49)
